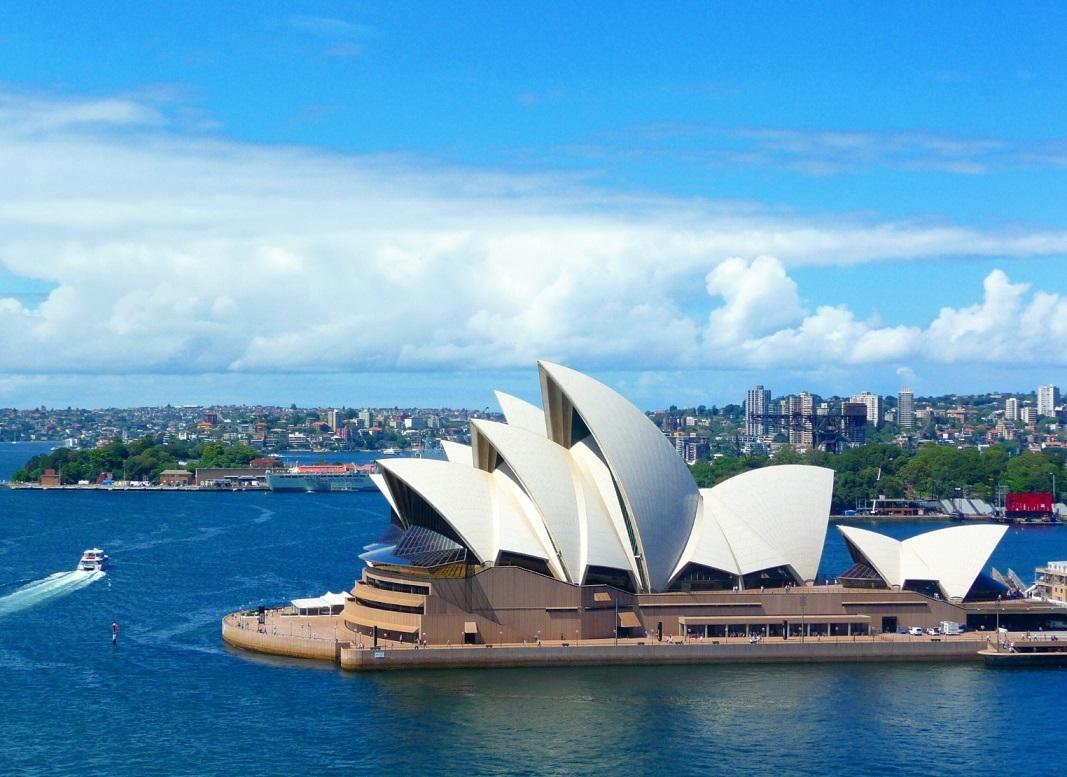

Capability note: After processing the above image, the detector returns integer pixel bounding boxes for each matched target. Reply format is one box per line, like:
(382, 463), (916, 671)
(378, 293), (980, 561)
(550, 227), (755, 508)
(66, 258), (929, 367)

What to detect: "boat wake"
(0, 569), (106, 619)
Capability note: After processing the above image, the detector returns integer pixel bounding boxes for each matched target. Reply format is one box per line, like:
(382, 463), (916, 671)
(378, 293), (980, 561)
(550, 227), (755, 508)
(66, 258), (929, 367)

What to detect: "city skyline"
(1, 4), (1067, 409)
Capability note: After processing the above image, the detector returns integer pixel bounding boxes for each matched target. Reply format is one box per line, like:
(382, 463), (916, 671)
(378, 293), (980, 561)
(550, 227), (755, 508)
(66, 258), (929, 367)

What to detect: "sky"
(1, 2), (1066, 410)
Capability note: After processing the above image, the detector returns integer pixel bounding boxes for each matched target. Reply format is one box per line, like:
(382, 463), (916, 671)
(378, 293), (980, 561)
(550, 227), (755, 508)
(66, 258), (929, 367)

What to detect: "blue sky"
(0, 3), (1066, 408)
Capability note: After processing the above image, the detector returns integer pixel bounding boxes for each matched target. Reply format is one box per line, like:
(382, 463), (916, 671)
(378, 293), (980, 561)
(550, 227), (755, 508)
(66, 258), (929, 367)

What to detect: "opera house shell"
(370, 361), (833, 594)
(838, 524), (1008, 602)
(342, 362), (1012, 646)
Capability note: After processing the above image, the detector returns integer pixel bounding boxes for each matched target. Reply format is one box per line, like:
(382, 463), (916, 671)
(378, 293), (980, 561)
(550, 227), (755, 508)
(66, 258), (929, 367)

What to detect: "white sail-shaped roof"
(494, 391), (547, 436)
(704, 495), (789, 576)
(538, 361), (699, 592)
(701, 465), (833, 583)
(369, 472), (401, 518)
(377, 458), (551, 568)
(903, 525), (1007, 601)
(838, 526), (902, 587)
(365, 362), (839, 595)
(838, 524), (1007, 601)
(671, 495), (742, 578)
(568, 437), (644, 586)
(471, 419), (582, 582)
(440, 440), (473, 465)
(471, 418), (633, 585)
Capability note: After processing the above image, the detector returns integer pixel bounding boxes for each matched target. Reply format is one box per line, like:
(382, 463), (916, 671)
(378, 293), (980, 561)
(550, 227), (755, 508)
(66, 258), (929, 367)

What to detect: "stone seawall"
(338, 637), (986, 671)
(221, 618), (341, 662)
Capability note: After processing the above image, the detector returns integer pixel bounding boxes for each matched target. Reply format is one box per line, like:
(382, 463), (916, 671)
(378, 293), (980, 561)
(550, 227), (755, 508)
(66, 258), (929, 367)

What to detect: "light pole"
(996, 594), (1002, 651)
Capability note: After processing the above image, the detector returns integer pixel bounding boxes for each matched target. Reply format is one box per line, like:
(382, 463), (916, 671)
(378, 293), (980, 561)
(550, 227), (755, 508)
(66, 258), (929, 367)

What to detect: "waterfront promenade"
(221, 608), (992, 671)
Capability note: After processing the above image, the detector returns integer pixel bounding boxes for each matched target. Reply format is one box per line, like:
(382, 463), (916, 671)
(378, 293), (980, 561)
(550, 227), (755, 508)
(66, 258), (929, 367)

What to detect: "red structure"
(1005, 492), (1054, 516)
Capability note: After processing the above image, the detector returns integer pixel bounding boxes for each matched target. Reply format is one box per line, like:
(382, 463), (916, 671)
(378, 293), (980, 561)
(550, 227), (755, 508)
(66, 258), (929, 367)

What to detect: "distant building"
(799, 392), (818, 446)
(1022, 406), (1038, 425)
(195, 467), (269, 488)
(1037, 384), (1059, 417)
(40, 468), (61, 487)
(784, 395), (803, 444)
(325, 409), (340, 431)
(898, 387), (915, 430)
(158, 469), (194, 487)
(745, 385), (770, 437)
(850, 392), (883, 428)
(1005, 397), (1019, 422)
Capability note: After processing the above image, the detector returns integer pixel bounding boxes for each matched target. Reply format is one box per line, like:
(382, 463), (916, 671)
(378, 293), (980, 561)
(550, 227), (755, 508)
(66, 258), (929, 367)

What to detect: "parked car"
(907, 626), (924, 636)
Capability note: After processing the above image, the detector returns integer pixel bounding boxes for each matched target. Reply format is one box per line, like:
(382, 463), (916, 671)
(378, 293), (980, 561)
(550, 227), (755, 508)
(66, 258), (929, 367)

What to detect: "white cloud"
(700, 258), (1067, 369)
(1, 90), (1067, 379)
(704, 256), (804, 345)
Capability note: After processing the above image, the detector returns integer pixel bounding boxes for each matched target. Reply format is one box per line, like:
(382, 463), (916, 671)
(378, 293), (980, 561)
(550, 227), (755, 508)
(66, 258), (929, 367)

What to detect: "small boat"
(78, 548), (108, 572)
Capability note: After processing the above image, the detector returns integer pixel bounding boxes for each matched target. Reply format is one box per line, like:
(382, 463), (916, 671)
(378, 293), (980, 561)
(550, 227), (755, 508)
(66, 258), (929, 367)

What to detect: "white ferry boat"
(265, 464), (376, 493)
(78, 548), (108, 572)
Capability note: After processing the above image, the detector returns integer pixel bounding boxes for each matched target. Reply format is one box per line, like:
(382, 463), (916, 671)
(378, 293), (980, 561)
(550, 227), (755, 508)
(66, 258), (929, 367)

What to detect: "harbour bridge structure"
(744, 403), (868, 454)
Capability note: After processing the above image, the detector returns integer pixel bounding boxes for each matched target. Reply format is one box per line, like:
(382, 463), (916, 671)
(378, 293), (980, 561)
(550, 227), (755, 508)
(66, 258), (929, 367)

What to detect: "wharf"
(980, 631), (1067, 666)
(221, 610), (989, 671)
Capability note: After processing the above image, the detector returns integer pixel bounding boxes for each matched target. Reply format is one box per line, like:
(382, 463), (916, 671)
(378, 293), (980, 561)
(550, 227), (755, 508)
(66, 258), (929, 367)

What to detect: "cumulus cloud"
(699, 257), (1067, 368)
(2, 90), (1067, 378)
(704, 256), (804, 345)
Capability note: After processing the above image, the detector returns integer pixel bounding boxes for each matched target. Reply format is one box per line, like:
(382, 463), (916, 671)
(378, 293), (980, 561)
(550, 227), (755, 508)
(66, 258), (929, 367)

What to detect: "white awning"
(292, 591), (351, 610)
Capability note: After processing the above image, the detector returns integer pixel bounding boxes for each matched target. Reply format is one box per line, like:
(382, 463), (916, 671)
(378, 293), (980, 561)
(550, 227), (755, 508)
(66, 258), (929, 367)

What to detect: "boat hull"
(265, 473), (375, 493)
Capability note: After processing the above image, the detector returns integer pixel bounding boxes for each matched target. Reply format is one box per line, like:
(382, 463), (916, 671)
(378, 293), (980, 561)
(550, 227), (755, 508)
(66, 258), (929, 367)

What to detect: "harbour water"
(1, 441), (1066, 776)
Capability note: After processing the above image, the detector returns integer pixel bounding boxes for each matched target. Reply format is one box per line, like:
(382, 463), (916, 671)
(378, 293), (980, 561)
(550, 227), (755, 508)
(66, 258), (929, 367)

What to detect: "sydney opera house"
(341, 362), (1011, 646)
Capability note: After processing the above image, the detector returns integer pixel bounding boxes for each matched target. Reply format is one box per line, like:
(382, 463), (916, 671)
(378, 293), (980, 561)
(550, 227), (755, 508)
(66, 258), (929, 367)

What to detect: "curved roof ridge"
(903, 524), (1007, 600)
(837, 525), (903, 587)
(837, 523), (1006, 601)
(440, 440), (473, 465)
(494, 390), (547, 436)
(672, 492), (741, 579)
(376, 458), (496, 563)
(538, 360), (699, 592)
(470, 418), (582, 582)
(704, 465), (833, 583)
(704, 493), (788, 576)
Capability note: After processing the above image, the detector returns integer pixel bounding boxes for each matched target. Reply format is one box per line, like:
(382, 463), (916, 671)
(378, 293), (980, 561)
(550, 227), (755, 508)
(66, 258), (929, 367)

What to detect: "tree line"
(12, 437), (260, 484)
(690, 443), (1066, 512)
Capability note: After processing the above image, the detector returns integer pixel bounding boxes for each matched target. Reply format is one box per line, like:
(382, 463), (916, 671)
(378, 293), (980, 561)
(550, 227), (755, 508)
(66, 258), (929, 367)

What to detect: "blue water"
(2, 441), (1066, 776)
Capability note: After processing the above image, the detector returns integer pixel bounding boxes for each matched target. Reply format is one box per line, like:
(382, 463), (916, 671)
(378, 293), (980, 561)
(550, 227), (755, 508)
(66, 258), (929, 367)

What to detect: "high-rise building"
(784, 394), (803, 444)
(1022, 406), (1038, 425)
(1037, 384), (1060, 417)
(325, 408), (340, 431)
(898, 387), (915, 430)
(1004, 397), (1019, 422)
(799, 392), (818, 446)
(851, 392), (884, 427)
(745, 385), (770, 437)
